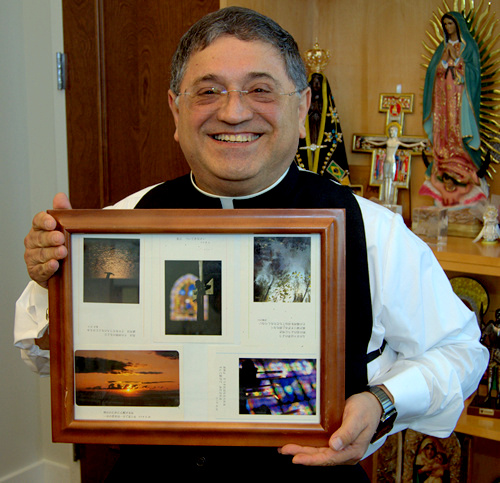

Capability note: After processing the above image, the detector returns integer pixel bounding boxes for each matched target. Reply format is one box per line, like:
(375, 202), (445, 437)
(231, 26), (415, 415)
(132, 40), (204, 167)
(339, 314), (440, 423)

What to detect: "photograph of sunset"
(75, 350), (180, 407)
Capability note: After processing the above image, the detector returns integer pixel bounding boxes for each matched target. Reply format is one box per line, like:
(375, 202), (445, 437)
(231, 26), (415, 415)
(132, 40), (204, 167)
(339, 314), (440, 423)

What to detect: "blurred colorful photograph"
(239, 358), (317, 415)
(75, 350), (180, 407)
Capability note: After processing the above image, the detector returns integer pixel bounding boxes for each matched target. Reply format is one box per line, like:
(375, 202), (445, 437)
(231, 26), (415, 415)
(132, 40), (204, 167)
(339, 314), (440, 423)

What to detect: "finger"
(26, 258), (62, 288)
(25, 244), (68, 266)
(24, 244), (68, 283)
(280, 444), (319, 456)
(31, 210), (58, 233)
(29, 193), (71, 234)
(25, 224), (66, 250)
(280, 445), (335, 466)
(53, 192), (72, 210)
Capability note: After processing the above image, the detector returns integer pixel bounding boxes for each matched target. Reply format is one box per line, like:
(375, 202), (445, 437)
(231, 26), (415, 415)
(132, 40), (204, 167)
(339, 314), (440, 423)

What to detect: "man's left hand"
(279, 390), (383, 466)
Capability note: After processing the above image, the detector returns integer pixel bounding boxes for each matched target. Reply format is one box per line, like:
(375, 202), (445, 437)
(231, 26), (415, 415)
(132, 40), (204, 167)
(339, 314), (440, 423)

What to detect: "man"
(16, 6), (488, 480)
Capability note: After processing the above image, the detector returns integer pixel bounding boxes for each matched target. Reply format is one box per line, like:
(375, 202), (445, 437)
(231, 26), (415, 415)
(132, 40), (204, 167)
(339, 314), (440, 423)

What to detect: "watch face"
(381, 406), (397, 422)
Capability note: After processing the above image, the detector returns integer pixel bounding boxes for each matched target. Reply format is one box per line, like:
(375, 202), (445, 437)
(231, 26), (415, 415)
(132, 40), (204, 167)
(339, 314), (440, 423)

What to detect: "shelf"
(430, 236), (500, 277)
(428, 236), (499, 441)
(455, 397), (500, 442)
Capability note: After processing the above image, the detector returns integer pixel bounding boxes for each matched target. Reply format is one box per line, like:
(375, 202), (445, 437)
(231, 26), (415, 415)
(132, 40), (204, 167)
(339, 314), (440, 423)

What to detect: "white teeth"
(214, 134), (259, 142)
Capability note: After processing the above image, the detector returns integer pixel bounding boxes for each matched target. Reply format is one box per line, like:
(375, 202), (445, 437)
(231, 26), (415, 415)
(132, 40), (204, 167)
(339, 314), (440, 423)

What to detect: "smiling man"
(169, 35), (310, 197)
(16, 6), (488, 481)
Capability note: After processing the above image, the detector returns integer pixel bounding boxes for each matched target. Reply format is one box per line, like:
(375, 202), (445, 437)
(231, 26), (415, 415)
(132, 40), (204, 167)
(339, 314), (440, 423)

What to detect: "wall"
(0, 0), (78, 481)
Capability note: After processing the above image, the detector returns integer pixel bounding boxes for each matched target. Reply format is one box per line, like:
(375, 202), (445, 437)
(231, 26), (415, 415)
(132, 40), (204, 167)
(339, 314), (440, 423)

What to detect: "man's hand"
(24, 193), (72, 288)
(279, 389), (387, 466)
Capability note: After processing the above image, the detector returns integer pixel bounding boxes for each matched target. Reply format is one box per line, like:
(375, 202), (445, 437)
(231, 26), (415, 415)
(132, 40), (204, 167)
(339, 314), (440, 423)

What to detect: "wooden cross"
(352, 93), (427, 205)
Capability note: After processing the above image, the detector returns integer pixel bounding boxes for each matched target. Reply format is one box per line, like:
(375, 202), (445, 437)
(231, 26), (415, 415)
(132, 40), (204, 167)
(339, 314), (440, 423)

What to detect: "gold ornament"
(303, 41), (330, 74)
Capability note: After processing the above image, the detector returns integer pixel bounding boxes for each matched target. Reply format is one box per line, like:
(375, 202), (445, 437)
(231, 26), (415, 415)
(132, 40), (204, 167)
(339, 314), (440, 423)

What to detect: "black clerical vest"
(135, 162), (373, 398)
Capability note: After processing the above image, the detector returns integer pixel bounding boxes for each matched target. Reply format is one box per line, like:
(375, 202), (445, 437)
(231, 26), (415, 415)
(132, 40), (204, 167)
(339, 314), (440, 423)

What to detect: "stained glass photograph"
(239, 358), (317, 415)
(165, 260), (222, 335)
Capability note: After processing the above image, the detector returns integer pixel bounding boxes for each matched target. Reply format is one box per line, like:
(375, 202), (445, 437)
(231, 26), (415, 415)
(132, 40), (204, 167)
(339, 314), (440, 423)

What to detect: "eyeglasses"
(176, 87), (300, 113)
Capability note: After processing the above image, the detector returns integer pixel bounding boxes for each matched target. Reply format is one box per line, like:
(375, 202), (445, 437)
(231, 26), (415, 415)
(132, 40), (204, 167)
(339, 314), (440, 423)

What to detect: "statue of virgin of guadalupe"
(420, 11), (488, 206)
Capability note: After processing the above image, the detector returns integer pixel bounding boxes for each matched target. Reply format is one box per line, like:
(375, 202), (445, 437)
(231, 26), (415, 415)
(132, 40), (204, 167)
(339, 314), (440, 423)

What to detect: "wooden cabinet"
(367, 237), (500, 482)
(433, 236), (500, 483)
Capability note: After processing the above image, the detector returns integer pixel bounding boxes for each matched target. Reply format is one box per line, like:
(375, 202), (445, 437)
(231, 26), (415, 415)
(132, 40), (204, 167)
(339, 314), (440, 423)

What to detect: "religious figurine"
(412, 436), (451, 483)
(420, 12), (489, 207)
(295, 42), (350, 182)
(365, 124), (426, 205)
(473, 204), (500, 244)
(352, 93), (427, 207)
(480, 309), (500, 406)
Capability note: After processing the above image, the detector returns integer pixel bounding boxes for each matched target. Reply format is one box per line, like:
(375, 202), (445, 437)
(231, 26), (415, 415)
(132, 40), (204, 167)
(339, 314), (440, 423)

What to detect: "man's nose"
(216, 91), (254, 123)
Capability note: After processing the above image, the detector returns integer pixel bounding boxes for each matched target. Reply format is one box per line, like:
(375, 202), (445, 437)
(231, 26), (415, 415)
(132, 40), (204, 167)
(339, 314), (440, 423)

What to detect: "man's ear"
(298, 87), (311, 139)
(168, 90), (180, 142)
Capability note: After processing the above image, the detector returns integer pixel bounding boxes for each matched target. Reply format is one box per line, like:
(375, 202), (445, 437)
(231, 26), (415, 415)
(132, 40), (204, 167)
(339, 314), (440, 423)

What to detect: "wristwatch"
(368, 385), (397, 443)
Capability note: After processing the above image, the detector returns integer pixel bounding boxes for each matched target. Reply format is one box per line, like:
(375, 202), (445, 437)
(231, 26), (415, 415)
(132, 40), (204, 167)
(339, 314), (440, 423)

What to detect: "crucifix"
(352, 93), (428, 206)
(194, 260), (213, 323)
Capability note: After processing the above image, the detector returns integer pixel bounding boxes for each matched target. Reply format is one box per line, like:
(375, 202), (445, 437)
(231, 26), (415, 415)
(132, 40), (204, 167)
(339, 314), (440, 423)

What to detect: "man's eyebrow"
(244, 72), (281, 85)
(189, 72), (283, 88)
(190, 74), (221, 86)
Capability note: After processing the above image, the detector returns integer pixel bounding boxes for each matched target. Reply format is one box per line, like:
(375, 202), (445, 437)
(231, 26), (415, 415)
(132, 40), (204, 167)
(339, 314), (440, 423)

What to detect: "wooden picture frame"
(48, 208), (345, 447)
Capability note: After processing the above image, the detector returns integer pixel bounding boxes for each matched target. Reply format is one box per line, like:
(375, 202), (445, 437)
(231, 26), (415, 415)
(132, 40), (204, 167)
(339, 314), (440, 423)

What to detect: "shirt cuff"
(371, 364), (430, 422)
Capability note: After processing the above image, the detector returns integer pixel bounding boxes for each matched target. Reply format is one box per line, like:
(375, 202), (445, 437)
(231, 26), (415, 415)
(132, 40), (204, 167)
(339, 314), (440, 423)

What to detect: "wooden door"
(61, 1), (219, 480)
(62, 0), (219, 209)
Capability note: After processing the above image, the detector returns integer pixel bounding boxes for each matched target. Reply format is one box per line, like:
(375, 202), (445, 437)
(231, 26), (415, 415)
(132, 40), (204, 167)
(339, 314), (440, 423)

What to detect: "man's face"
(168, 36), (311, 196)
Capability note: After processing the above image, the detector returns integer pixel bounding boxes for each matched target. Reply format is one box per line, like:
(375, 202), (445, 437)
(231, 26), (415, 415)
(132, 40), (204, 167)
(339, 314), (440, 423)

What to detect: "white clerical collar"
(189, 169), (289, 209)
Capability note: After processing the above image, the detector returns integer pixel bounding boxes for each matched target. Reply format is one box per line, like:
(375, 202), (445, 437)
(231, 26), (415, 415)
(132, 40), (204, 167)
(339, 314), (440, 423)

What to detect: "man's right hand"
(24, 193), (72, 288)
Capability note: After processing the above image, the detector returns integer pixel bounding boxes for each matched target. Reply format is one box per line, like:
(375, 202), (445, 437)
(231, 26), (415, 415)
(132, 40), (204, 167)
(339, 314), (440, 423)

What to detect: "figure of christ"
(369, 125), (426, 205)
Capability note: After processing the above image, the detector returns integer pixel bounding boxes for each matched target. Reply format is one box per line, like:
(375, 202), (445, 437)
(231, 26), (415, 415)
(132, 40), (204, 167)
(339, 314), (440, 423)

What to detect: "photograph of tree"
(75, 350), (180, 407)
(83, 237), (140, 304)
(254, 236), (311, 303)
(239, 358), (317, 415)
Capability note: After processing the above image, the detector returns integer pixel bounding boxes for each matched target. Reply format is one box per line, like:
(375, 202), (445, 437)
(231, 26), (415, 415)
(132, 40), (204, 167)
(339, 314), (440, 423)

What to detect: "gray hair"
(170, 6), (308, 94)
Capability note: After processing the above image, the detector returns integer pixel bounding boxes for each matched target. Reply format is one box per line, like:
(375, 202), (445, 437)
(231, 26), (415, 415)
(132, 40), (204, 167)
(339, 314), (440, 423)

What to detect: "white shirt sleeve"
(14, 281), (51, 375)
(357, 196), (489, 447)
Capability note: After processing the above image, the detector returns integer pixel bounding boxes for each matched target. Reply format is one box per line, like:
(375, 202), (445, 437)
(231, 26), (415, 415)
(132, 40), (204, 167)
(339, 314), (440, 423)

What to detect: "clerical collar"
(189, 169), (290, 209)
